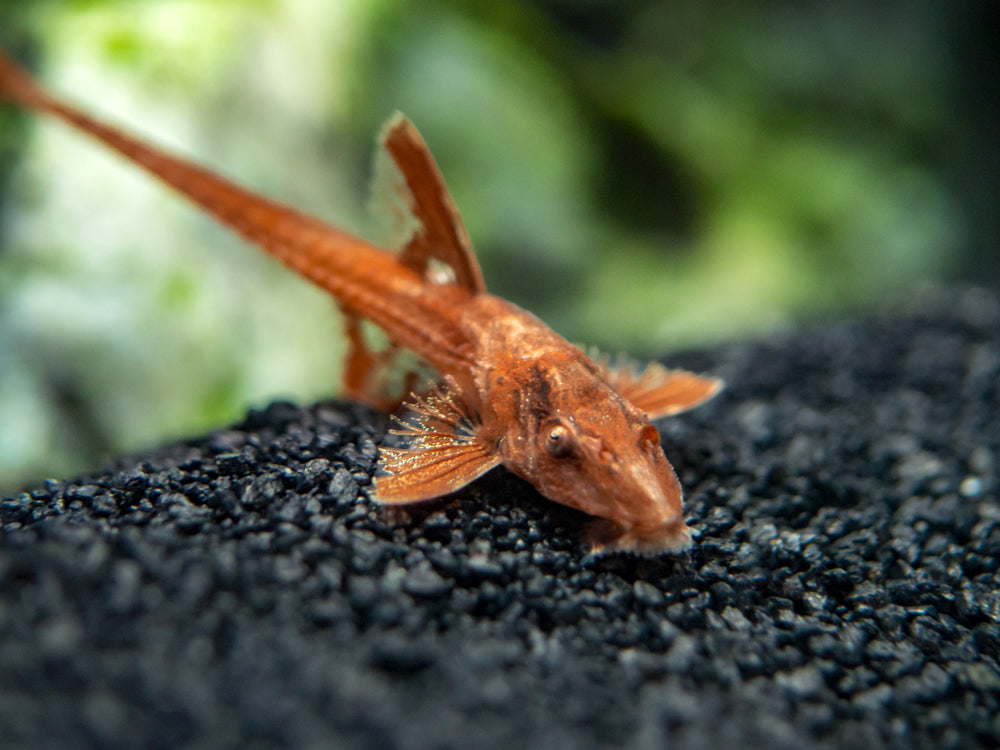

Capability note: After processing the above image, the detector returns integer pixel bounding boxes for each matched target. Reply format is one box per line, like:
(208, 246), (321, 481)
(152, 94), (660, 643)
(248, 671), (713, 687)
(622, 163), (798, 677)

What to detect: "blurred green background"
(0, 0), (996, 492)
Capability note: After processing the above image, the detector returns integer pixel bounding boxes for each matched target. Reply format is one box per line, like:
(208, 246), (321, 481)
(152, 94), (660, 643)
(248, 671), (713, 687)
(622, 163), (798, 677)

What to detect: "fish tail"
(0, 45), (444, 359)
(0, 49), (51, 110)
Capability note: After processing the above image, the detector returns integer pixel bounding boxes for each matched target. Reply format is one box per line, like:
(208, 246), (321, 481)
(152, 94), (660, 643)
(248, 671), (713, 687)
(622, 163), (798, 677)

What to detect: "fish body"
(0, 52), (721, 553)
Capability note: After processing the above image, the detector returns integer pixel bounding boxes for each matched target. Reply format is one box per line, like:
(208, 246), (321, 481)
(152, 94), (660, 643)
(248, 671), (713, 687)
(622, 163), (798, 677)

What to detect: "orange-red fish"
(0, 52), (721, 553)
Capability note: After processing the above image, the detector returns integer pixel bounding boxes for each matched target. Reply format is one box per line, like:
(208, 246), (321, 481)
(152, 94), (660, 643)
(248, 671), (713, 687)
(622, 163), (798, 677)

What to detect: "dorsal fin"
(373, 113), (486, 295)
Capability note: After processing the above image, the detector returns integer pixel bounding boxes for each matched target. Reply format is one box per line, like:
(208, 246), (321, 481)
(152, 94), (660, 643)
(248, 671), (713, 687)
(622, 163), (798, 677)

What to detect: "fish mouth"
(586, 515), (692, 556)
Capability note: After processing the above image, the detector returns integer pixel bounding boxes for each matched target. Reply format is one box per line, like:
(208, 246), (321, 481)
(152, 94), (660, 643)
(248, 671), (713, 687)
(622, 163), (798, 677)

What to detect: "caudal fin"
(0, 46), (375, 297)
(0, 50), (52, 110)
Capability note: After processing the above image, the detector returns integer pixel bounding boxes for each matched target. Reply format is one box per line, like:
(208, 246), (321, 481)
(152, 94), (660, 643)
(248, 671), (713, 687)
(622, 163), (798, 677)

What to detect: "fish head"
(497, 353), (693, 554)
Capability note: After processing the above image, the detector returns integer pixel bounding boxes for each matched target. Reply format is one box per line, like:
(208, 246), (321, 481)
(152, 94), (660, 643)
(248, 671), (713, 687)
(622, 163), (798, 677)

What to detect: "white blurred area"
(1, 1), (371, 489)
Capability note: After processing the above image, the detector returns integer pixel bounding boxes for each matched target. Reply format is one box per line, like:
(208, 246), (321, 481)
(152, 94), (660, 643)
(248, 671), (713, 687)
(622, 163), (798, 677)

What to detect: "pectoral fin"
(374, 377), (500, 504)
(596, 355), (723, 419)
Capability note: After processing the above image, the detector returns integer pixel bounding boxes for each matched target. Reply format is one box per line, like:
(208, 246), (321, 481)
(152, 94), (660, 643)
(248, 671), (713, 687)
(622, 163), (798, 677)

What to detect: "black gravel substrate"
(2, 287), (999, 750)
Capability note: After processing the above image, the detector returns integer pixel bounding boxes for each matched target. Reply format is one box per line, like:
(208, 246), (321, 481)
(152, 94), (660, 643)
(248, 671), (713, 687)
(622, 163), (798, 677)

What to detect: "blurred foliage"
(0, 0), (996, 491)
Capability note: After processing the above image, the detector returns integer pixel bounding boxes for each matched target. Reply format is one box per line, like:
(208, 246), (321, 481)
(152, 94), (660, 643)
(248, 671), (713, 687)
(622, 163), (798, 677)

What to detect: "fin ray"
(373, 377), (499, 504)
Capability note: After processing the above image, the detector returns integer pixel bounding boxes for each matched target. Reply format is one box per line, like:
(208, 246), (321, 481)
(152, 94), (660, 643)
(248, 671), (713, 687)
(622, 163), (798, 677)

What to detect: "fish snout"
(587, 459), (692, 554)
(587, 514), (692, 555)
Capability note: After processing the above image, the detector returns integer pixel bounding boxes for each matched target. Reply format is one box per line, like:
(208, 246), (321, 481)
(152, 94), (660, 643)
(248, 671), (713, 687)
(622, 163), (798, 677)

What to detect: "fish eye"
(639, 424), (660, 449)
(544, 423), (575, 458)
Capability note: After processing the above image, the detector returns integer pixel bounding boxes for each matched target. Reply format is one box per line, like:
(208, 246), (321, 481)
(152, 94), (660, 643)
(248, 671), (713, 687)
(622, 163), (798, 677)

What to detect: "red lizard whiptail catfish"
(0, 51), (722, 554)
